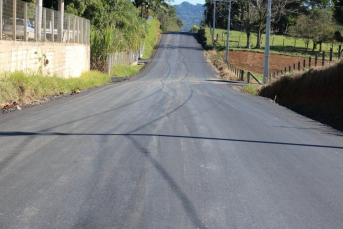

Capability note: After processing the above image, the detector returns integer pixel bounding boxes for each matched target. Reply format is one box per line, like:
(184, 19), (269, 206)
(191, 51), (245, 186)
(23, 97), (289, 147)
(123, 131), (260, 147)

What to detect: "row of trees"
(204, 0), (343, 51)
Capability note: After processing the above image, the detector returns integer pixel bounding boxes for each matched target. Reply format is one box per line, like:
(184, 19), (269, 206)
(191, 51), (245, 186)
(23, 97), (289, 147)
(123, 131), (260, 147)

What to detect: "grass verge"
(0, 71), (111, 108)
(242, 84), (258, 95)
(143, 19), (161, 58)
(259, 62), (343, 131)
(110, 65), (144, 78)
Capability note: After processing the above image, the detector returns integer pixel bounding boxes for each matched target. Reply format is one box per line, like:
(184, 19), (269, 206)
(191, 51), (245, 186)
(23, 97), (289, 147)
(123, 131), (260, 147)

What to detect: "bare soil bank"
(224, 51), (330, 74)
(259, 62), (343, 131)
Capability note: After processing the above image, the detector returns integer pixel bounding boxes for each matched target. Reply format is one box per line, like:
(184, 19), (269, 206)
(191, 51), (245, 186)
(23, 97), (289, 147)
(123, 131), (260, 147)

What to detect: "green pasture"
(206, 27), (342, 58)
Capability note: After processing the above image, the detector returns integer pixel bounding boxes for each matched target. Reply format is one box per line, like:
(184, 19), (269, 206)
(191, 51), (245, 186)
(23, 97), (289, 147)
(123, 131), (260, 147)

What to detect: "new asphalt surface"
(0, 32), (343, 229)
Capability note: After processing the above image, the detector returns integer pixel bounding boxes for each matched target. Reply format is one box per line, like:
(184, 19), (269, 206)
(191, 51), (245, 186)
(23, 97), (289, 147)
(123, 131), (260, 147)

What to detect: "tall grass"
(91, 28), (127, 71)
(0, 71), (111, 106)
(90, 3), (146, 72)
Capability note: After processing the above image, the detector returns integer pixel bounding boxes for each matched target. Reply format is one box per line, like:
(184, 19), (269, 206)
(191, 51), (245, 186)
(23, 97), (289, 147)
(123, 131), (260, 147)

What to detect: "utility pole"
(225, 0), (231, 63)
(212, 0), (216, 46)
(263, 0), (272, 84)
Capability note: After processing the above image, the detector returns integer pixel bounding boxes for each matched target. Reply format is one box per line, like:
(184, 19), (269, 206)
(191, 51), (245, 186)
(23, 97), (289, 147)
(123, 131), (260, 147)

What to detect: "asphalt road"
(1, 32), (343, 229)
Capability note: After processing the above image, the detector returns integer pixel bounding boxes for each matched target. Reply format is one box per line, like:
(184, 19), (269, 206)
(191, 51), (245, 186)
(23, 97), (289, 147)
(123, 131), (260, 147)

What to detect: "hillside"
(174, 2), (204, 32)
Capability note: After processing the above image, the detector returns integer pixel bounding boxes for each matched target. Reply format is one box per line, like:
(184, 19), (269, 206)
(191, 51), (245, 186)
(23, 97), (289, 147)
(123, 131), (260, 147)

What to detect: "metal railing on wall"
(0, 0), (90, 44)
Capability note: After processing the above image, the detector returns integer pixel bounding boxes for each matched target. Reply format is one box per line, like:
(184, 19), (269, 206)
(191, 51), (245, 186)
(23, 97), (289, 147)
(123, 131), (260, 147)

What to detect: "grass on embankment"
(110, 65), (144, 77)
(259, 61), (343, 131)
(143, 19), (161, 58)
(0, 71), (110, 108)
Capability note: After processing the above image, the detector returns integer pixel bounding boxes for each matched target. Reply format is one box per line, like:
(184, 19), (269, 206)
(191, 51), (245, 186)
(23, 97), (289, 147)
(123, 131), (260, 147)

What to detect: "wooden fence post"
(298, 62), (300, 71)
(247, 72), (250, 83)
(293, 63), (296, 71)
(309, 57), (311, 68)
(303, 59), (306, 70)
(322, 51), (325, 66)
(339, 44), (342, 59)
(315, 54), (318, 67)
(330, 47), (333, 62)
(289, 66), (291, 73)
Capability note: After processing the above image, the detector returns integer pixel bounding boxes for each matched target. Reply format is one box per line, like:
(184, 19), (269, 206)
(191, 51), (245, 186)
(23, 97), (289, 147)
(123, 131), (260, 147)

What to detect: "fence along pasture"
(0, 0), (90, 44)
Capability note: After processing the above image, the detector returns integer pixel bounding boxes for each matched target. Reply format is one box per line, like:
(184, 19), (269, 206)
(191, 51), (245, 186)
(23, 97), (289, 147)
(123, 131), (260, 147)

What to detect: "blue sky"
(171, 0), (205, 6)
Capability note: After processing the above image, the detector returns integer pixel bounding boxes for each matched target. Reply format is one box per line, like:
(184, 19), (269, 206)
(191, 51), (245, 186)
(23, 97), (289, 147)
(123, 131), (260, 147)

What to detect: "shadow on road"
(1, 132), (342, 150)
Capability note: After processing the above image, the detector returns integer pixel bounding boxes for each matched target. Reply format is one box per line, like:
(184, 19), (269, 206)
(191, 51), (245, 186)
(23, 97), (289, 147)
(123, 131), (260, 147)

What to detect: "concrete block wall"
(0, 40), (90, 78)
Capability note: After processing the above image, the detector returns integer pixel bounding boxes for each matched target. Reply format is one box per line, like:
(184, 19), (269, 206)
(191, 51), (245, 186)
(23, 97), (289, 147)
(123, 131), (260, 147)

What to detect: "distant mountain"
(174, 2), (204, 32)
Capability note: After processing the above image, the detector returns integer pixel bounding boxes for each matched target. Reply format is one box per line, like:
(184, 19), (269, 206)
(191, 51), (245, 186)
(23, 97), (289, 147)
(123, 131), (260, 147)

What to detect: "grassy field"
(206, 27), (341, 58)
(0, 71), (111, 107)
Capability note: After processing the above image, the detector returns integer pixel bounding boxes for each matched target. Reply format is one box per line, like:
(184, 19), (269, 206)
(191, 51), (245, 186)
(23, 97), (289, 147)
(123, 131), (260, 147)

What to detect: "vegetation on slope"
(156, 6), (183, 32)
(259, 62), (343, 131)
(143, 19), (161, 58)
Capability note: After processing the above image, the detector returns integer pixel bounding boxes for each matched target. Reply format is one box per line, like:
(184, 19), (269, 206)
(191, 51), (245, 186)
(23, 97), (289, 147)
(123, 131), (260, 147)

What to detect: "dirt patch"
(223, 51), (330, 74)
(205, 50), (239, 81)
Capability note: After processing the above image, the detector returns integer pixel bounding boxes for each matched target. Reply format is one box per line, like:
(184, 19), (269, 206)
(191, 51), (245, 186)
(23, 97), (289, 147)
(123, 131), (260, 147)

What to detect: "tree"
(232, 0), (290, 49)
(290, 9), (336, 52)
(310, 9), (336, 52)
(156, 5), (184, 31)
(333, 0), (343, 25)
(303, 0), (331, 8)
(289, 15), (312, 51)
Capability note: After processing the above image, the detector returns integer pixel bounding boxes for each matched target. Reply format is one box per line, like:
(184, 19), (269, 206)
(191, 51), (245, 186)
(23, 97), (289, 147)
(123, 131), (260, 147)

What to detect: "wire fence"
(0, 0), (90, 44)
(108, 42), (145, 76)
